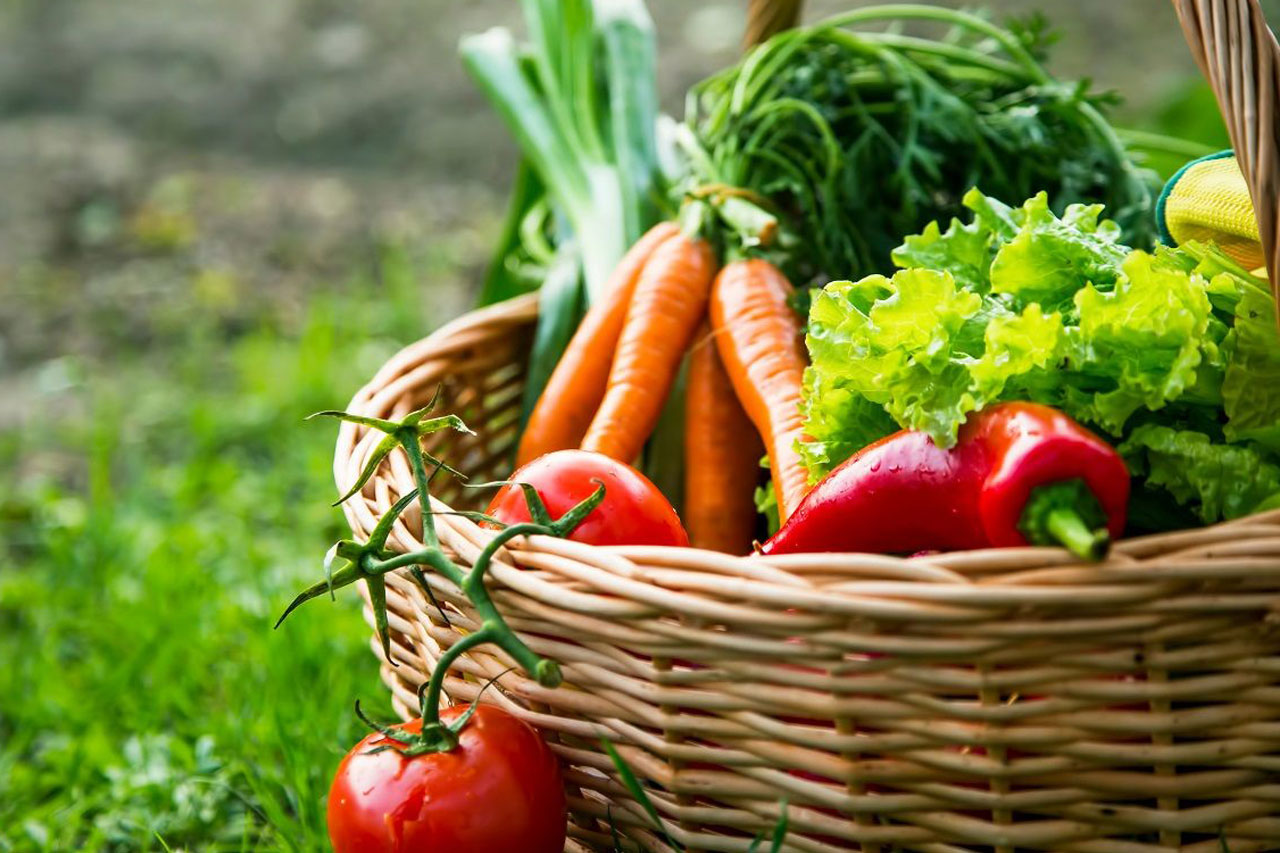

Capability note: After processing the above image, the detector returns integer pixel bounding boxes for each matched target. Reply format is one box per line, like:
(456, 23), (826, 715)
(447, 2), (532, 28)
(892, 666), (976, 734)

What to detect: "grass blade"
(601, 739), (680, 850)
(745, 800), (788, 853)
(770, 801), (789, 852)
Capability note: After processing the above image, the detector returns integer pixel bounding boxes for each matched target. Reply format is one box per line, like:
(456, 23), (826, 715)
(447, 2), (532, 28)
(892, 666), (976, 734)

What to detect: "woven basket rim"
(333, 291), (1280, 609)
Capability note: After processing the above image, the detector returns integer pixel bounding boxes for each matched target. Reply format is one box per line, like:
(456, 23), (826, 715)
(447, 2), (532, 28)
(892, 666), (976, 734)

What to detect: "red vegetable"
(327, 704), (566, 853)
(762, 402), (1129, 559)
(488, 449), (689, 547)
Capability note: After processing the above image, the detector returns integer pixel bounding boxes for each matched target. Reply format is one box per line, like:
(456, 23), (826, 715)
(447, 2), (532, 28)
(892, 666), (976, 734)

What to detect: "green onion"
(462, 0), (662, 304)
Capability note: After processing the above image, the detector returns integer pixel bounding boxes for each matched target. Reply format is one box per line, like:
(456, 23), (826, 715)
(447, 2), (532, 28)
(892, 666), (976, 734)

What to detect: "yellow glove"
(1157, 151), (1266, 272)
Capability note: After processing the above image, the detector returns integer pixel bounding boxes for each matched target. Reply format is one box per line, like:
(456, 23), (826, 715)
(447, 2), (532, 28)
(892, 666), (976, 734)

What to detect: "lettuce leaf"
(1219, 267), (1280, 451)
(1120, 425), (1280, 521)
(800, 272), (958, 475)
(891, 215), (994, 293)
(803, 243), (1220, 458)
(989, 193), (1127, 312)
(1066, 251), (1218, 433)
(799, 189), (1280, 523)
(971, 303), (1064, 398)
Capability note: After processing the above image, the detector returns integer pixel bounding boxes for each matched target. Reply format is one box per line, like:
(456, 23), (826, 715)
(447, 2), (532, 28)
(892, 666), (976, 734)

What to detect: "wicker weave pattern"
(334, 292), (1280, 853)
(743, 0), (803, 51)
(1174, 0), (1280, 308)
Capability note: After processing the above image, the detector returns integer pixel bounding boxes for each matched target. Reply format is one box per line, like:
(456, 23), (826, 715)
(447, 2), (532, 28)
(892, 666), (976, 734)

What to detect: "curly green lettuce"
(801, 188), (1280, 524)
(1120, 425), (1280, 522)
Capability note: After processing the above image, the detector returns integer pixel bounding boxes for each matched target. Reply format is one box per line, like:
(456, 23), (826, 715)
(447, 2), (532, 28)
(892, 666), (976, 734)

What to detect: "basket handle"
(1173, 0), (1280, 314)
(744, 0), (804, 50)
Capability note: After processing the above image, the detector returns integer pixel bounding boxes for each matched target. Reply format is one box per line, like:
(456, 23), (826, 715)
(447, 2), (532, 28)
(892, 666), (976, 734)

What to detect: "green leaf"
(1121, 425), (1280, 522)
(800, 270), (987, 463)
(988, 193), (1127, 311)
(601, 739), (679, 849)
(963, 188), (1021, 242)
(753, 477), (780, 536)
(1219, 267), (1280, 451)
(867, 271), (984, 362)
(478, 160), (547, 306)
(892, 214), (994, 293)
(971, 303), (1064, 398)
(797, 376), (898, 480)
(519, 248), (585, 431)
(1070, 251), (1217, 433)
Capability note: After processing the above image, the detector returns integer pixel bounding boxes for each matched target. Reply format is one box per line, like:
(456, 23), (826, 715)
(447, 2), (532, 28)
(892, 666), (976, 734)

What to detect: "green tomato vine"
(275, 396), (602, 755)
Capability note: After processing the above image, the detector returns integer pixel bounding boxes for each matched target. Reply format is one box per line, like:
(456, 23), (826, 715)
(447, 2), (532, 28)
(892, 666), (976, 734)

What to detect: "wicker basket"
(333, 2), (1280, 850)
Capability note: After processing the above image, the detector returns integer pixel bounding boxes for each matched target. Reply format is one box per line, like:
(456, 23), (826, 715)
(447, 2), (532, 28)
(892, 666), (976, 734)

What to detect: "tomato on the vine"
(327, 704), (566, 853)
(487, 449), (689, 547)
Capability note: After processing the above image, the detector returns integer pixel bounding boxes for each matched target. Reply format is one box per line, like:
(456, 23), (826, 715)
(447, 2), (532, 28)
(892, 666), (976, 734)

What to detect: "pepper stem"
(1018, 478), (1112, 561)
(1044, 506), (1110, 562)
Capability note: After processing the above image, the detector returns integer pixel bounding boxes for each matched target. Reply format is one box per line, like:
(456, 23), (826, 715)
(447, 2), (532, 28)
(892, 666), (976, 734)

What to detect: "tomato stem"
(418, 628), (495, 733)
(402, 436), (443, 551)
(283, 403), (600, 756)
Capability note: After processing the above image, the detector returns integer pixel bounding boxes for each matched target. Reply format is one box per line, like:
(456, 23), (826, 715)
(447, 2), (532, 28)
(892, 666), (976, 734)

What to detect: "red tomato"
(487, 450), (689, 547)
(327, 704), (566, 853)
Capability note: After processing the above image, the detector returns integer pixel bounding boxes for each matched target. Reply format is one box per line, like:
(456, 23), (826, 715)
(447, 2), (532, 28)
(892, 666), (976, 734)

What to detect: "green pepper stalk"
(276, 401), (602, 755)
(1018, 479), (1111, 562)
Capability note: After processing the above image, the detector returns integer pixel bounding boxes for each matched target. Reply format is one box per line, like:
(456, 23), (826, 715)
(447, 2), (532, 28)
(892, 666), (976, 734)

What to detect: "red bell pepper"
(761, 402), (1129, 560)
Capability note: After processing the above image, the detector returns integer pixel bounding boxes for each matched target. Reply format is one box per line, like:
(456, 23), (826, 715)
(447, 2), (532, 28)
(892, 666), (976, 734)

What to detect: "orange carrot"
(709, 259), (809, 522)
(517, 222), (679, 466)
(581, 232), (717, 463)
(684, 322), (764, 554)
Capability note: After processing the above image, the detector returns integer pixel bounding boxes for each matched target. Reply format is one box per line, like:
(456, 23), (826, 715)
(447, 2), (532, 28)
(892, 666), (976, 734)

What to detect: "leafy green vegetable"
(462, 0), (665, 434)
(679, 5), (1157, 281)
(463, 0), (661, 304)
(753, 484), (780, 538)
(1070, 251), (1220, 433)
(1218, 258), (1280, 451)
(802, 188), (1280, 524)
(1121, 426), (1280, 522)
(988, 195), (1127, 311)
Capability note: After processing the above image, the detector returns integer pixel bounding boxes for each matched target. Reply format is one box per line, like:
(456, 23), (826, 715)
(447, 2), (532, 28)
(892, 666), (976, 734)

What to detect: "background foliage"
(0, 1), (1244, 849)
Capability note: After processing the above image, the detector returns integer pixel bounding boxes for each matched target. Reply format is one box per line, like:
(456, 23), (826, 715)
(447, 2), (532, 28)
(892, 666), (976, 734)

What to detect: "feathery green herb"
(678, 5), (1158, 283)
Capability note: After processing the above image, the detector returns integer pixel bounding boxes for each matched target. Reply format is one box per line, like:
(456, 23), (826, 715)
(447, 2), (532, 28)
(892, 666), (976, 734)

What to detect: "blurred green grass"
(0, 243), (473, 852)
